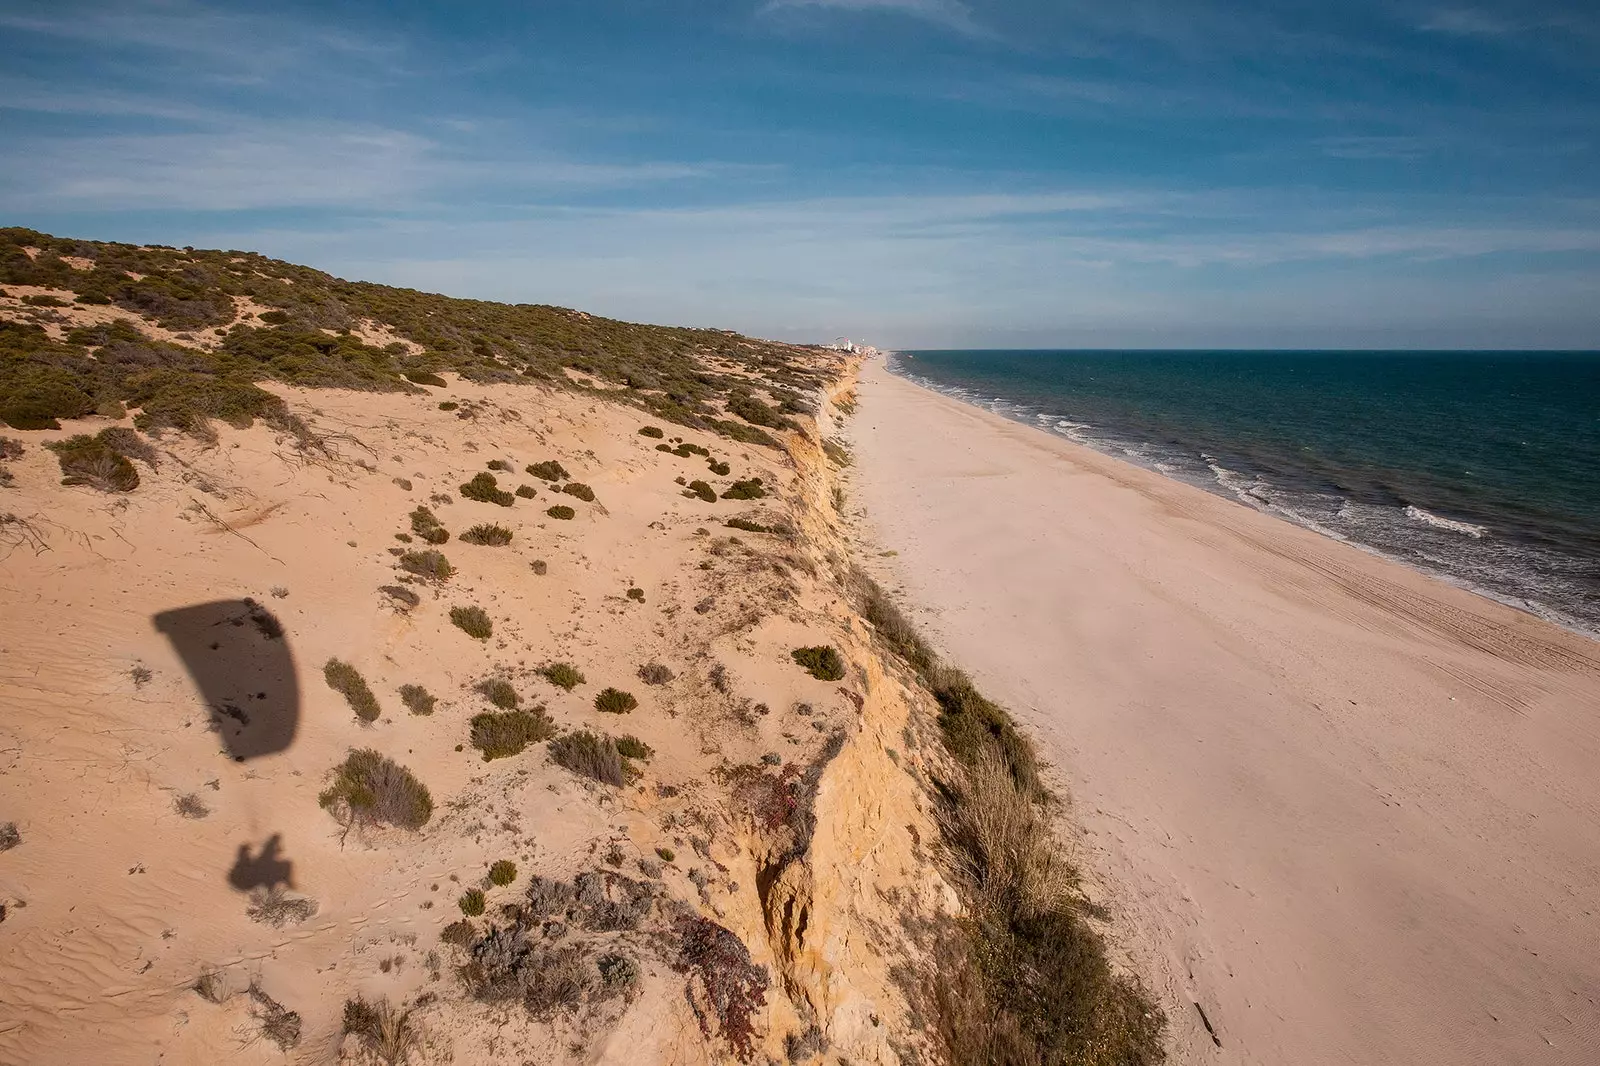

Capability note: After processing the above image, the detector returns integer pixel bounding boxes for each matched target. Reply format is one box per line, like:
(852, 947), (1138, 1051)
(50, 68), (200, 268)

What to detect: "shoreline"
(885, 351), (1600, 641)
(849, 356), (1600, 1065)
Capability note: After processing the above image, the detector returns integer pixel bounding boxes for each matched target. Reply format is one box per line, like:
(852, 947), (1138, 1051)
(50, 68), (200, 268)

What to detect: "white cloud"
(759, 0), (999, 41)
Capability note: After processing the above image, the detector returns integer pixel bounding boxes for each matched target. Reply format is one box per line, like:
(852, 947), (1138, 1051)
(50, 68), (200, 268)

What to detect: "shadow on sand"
(227, 833), (296, 892)
(153, 598), (298, 760)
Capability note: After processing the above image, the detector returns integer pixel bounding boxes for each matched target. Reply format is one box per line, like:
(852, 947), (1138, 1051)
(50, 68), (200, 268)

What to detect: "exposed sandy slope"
(0, 368), (950, 1064)
(849, 358), (1600, 1066)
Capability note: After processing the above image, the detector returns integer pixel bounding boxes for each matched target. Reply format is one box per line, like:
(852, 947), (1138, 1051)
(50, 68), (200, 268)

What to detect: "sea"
(888, 349), (1600, 637)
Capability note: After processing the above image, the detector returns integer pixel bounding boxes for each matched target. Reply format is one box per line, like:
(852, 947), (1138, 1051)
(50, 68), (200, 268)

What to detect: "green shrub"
(46, 432), (139, 491)
(626, 587), (645, 602)
(515, 484), (537, 499)
(526, 460), (568, 481)
(708, 460), (731, 476)
(672, 442), (709, 458)
(656, 847), (675, 863)
(638, 426), (664, 438)
(823, 439), (852, 467)
(721, 478), (766, 500)
(683, 480), (715, 503)
(475, 677), (519, 708)
(318, 748), (432, 830)
(727, 391), (796, 431)
(549, 730), (624, 786)
(438, 401), (458, 411)
(594, 687), (637, 714)
(410, 506), (449, 544)
(488, 859), (517, 886)
(470, 708), (555, 760)
(561, 482), (595, 502)
(486, 459), (510, 471)
(450, 605), (493, 639)
(324, 658), (380, 721)
(460, 472), (513, 506)
(791, 645), (846, 682)
(399, 684), (436, 715)
(615, 735), (654, 761)
(460, 523), (513, 546)
(724, 518), (771, 534)
(399, 549), (452, 580)
(404, 371), (447, 387)
(656, 443), (673, 452)
(546, 504), (575, 520)
(542, 662), (585, 690)
(459, 889), (486, 916)
(440, 920), (474, 947)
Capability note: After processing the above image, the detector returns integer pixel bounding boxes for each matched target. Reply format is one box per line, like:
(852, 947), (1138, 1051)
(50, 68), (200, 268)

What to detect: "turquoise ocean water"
(890, 349), (1600, 635)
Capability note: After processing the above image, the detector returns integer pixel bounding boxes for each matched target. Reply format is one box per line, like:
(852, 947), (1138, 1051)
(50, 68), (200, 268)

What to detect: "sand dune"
(850, 358), (1600, 1066)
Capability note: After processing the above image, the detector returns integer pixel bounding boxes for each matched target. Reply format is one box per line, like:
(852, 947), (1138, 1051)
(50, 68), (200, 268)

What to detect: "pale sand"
(850, 358), (1600, 1065)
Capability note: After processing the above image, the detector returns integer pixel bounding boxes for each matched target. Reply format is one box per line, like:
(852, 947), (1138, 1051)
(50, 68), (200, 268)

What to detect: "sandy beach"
(850, 357), (1600, 1065)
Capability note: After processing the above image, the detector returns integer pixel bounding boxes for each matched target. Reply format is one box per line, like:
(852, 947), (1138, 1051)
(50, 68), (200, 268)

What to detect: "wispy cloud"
(759, 0), (999, 41)
(1420, 8), (1516, 36)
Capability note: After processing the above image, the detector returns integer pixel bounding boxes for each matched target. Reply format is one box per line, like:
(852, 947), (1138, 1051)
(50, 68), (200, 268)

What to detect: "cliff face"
(0, 241), (957, 1064)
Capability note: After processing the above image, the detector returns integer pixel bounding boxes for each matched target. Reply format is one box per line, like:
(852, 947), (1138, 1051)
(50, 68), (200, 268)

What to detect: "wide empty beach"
(851, 358), (1600, 1065)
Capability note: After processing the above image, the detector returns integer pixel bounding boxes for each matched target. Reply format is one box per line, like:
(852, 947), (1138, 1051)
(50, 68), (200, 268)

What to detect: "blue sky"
(2, 0), (1597, 348)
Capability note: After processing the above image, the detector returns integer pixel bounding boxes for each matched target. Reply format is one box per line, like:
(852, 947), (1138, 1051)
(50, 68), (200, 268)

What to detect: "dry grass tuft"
(324, 658), (381, 722)
(549, 730), (624, 786)
(318, 748), (433, 831)
(343, 995), (418, 1065)
(247, 886), (319, 927)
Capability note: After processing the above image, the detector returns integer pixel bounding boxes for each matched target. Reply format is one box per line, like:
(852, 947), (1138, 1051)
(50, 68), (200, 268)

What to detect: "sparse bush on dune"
(542, 662), (584, 690)
(561, 481), (595, 502)
(399, 684), (436, 715)
(403, 370), (447, 387)
(724, 517), (772, 534)
(342, 996), (417, 1066)
(460, 523), (512, 545)
(638, 426), (664, 438)
(637, 662), (674, 685)
(549, 730), (624, 786)
(486, 459), (510, 471)
(450, 605), (493, 639)
(459, 888), (486, 916)
(526, 460), (568, 481)
(410, 506), (449, 544)
(708, 459), (731, 476)
(489, 859), (517, 886)
(515, 484), (537, 499)
(791, 645), (846, 682)
(324, 658), (380, 721)
(594, 687), (637, 714)
(683, 480), (715, 503)
(460, 472), (513, 506)
(470, 707), (555, 760)
(721, 478), (766, 500)
(46, 432), (139, 491)
(615, 735), (654, 761)
(399, 549), (452, 580)
(475, 676), (519, 708)
(318, 748), (432, 831)
(546, 504), (575, 520)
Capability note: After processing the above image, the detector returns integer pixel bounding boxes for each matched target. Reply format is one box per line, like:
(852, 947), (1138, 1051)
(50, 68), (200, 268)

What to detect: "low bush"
(638, 426), (664, 438)
(410, 506), (449, 544)
(823, 439), (853, 467)
(515, 484), (537, 499)
(683, 480), (715, 502)
(708, 459), (731, 476)
(615, 735), (654, 761)
(486, 459), (510, 471)
(594, 687), (638, 714)
(721, 478), (766, 500)
(460, 472), (513, 506)
(438, 401), (458, 411)
(324, 658), (380, 721)
(46, 432), (140, 492)
(673, 442), (709, 458)
(399, 684), (436, 715)
(656, 443), (674, 452)
(542, 662), (585, 690)
(546, 504), (575, 520)
(399, 549), (452, 580)
(174, 793), (210, 818)
(470, 708), (555, 760)
(530, 559), (548, 575)
(549, 730), (624, 786)
(725, 517), (771, 534)
(561, 481), (595, 502)
(526, 460), (568, 481)
(488, 859), (517, 886)
(460, 523), (512, 545)
(450, 605), (493, 639)
(404, 371), (447, 387)
(247, 886), (319, 927)
(475, 677), (519, 708)
(656, 846), (675, 862)
(626, 587), (644, 601)
(459, 889), (486, 916)
(791, 645), (846, 682)
(318, 749), (433, 830)
(637, 662), (674, 685)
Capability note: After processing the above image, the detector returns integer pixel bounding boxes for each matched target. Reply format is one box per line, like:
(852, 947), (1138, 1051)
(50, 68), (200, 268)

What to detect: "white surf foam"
(1404, 505), (1487, 539)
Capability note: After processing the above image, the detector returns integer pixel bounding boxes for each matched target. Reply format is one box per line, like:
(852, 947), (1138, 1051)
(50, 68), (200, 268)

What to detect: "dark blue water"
(891, 349), (1600, 635)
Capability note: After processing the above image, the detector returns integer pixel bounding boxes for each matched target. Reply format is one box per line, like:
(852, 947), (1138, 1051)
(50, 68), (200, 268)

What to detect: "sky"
(2, 0), (1598, 348)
